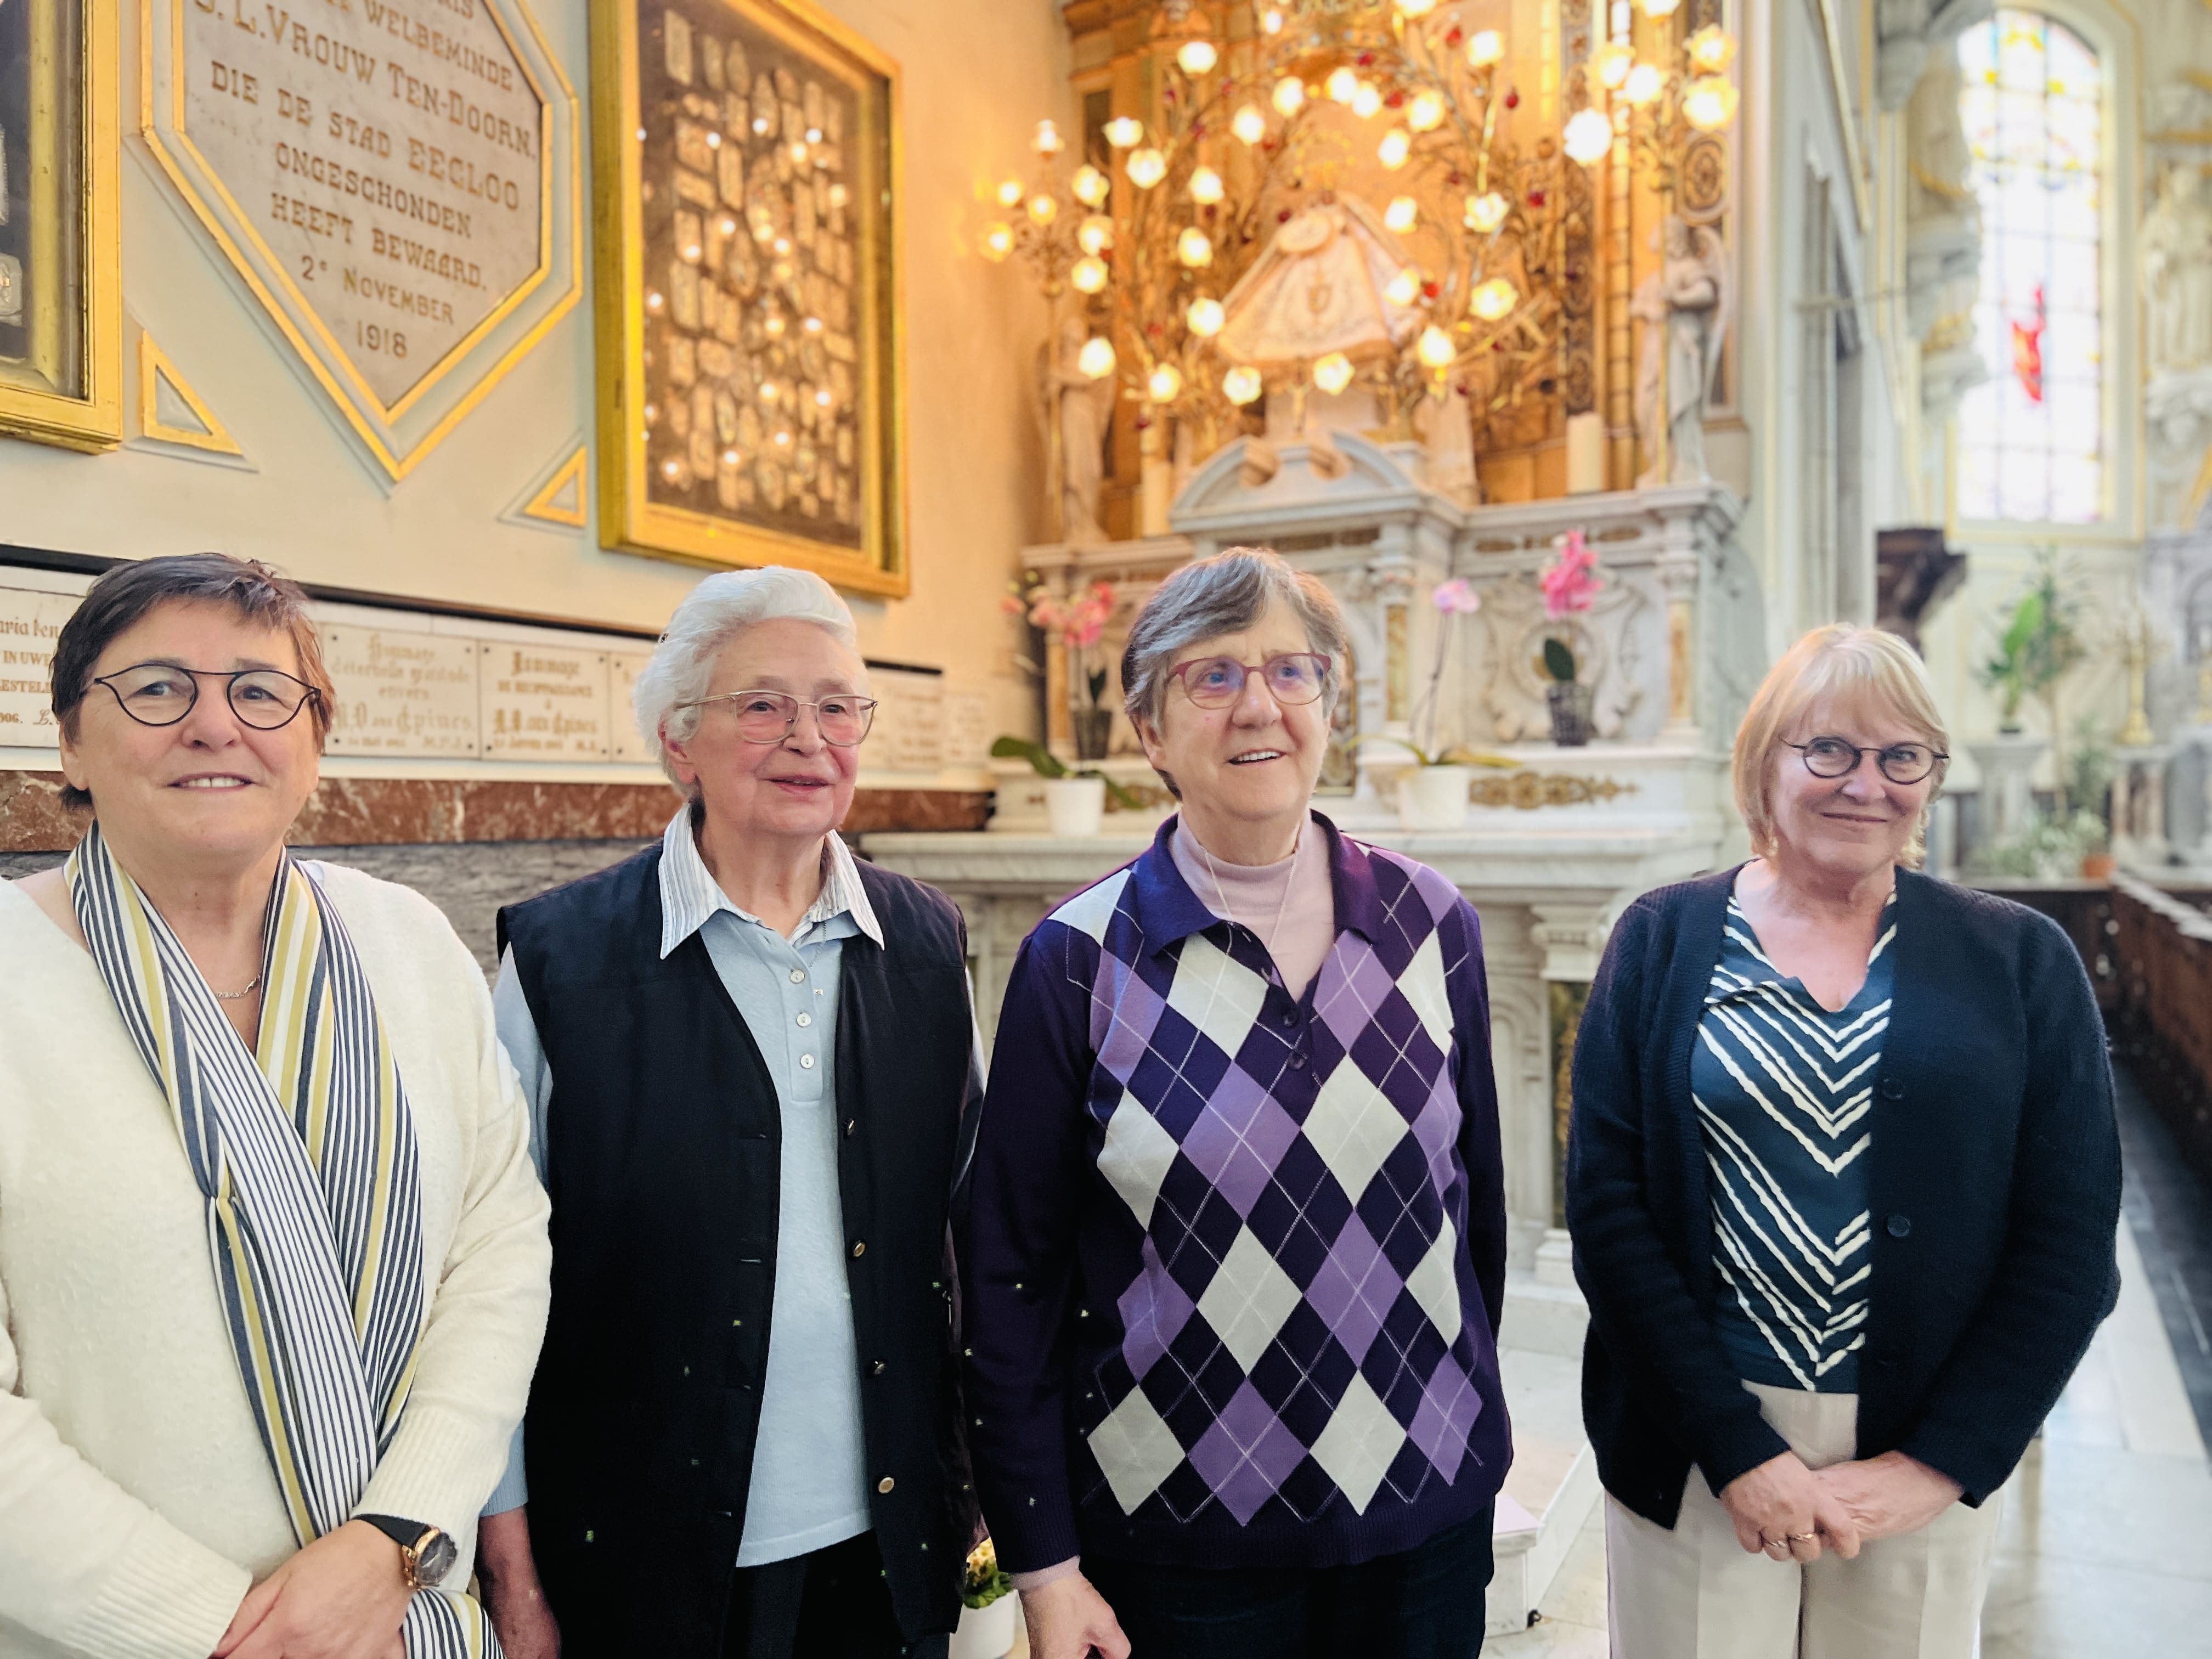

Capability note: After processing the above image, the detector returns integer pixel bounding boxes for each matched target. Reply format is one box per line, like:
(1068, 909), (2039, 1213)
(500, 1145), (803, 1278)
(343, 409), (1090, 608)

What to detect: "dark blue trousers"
(1084, 1504), (1496, 1659)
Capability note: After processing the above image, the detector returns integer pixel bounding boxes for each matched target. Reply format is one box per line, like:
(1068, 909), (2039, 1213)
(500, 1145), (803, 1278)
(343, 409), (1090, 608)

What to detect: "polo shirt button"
(877, 1476), (895, 1494)
(789, 968), (806, 984)
(1886, 1214), (1912, 1239)
(1880, 1078), (1904, 1101)
(1289, 1053), (1307, 1069)
(1282, 1013), (1296, 1028)
(797, 1013), (812, 1028)
(800, 1054), (816, 1069)
(852, 1240), (866, 1257)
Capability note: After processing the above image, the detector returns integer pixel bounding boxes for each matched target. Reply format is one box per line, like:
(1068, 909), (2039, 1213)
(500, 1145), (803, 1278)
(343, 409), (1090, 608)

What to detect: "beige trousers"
(1605, 1384), (2005, 1659)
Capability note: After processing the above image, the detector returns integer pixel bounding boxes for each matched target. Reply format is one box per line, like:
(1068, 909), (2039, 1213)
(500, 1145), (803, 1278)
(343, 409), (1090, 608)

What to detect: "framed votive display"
(592, 0), (906, 596)
(0, 0), (121, 451)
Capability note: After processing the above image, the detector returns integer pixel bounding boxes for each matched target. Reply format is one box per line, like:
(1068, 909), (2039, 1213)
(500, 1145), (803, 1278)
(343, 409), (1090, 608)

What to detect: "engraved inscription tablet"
(323, 625), (481, 756)
(480, 641), (611, 759)
(0, 588), (75, 746)
(607, 648), (657, 763)
(177, 0), (548, 409)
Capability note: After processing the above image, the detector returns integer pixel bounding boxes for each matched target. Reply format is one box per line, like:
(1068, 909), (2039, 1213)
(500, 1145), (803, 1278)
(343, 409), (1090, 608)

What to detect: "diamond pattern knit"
(961, 814), (1511, 1572)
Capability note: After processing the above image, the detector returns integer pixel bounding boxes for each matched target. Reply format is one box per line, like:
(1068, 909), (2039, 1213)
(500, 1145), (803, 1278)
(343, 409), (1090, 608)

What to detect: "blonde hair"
(1731, 624), (1951, 867)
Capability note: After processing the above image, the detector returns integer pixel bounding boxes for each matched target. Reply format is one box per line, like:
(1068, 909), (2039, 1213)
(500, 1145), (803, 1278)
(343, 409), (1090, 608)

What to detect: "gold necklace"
(210, 971), (263, 1002)
(1195, 825), (1301, 958)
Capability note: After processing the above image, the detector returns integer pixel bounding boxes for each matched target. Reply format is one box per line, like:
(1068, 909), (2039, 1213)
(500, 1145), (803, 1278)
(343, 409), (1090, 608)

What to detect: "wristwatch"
(357, 1514), (458, 1591)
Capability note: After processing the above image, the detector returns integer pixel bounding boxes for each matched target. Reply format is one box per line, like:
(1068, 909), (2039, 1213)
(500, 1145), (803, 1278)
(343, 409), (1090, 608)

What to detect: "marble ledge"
(0, 771), (990, 853)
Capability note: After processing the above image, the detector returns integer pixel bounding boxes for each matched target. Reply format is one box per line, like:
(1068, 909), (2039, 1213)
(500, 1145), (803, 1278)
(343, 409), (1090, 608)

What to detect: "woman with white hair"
(1567, 624), (2120, 1657)
(473, 567), (978, 1659)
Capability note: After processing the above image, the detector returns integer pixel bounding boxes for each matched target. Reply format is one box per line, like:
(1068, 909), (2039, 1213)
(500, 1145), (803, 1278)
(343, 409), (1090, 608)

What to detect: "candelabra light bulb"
(1104, 116), (1144, 148)
(1685, 25), (1737, 75)
(1148, 363), (1184, 403)
(1177, 225), (1215, 267)
(1177, 38), (1218, 75)
(1077, 336), (1118, 379)
(1032, 119), (1065, 156)
(1126, 148), (1168, 189)
(1352, 82), (1384, 120)
(1594, 41), (1634, 89)
(1564, 108), (1615, 165)
(1073, 165), (1110, 206)
(1395, 0), (1438, 16)
(1312, 352), (1356, 395)
(1233, 104), (1268, 145)
(981, 223), (1014, 261)
(1639, 0), (1683, 16)
(1327, 66), (1361, 104)
(1261, 8), (1285, 34)
(1464, 191), (1509, 233)
(1467, 30), (1505, 69)
(1408, 91), (1446, 132)
(1224, 364), (1265, 404)
(1077, 214), (1116, 255)
(1681, 76), (1740, 131)
(1623, 63), (1666, 106)
(1417, 325), (1456, 369)
(1470, 276), (1519, 321)
(1187, 296), (1226, 336)
(1071, 255), (1110, 294)
(1384, 195), (1419, 233)
(1189, 166), (1226, 205)
(1028, 193), (1059, 225)
(1274, 75), (1308, 116)
(996, 178), (1024, 207)
(1379, 129), (1412, 170)
(1384, 266), (1422, 308)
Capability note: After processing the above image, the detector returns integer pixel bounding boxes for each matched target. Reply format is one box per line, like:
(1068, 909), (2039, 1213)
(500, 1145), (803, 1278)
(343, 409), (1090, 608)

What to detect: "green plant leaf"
(990, 734), (1070, 779)
(1077, 769), (1146, 811)
(2001, 591), (2044, 661)
(1542, 637), (1577, 683)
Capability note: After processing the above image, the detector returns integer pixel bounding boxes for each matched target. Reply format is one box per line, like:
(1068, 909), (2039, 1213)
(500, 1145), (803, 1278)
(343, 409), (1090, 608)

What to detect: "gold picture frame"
(0, 0), (121, 452)
(592, 0), (907, 597)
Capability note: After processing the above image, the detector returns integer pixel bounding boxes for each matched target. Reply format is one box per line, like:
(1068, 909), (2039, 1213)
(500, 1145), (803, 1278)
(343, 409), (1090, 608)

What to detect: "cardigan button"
(1886, 1214), (1912, 1239)
(877, 1476), (896, 1494)
(872, 1359), (887, 1375)
(1880, 1078), (1905, 1101)
(852, 1240), (866, 1257)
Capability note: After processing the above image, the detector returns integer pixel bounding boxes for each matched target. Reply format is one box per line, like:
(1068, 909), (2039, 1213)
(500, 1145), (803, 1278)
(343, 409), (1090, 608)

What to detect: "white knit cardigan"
(0, 865), (551, 1659)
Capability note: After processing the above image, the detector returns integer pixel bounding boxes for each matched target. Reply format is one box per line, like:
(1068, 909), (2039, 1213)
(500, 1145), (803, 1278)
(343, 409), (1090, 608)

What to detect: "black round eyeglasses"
(1785, 736), (1946, 786)
(92, 663), (323, 731)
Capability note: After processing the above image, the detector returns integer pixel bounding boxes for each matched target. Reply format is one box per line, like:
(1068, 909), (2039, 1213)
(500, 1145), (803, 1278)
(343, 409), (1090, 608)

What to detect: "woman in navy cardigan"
(1567, 624), (2119, 1658)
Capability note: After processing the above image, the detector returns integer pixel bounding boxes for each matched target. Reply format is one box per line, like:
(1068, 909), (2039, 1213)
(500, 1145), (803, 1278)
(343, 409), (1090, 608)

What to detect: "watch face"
(415, 1528), (459, 1587)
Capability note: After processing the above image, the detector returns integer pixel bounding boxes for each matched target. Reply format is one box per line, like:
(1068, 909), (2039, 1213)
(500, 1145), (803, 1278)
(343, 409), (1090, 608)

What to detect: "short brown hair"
(50, 554), (335, 811)
(1731, 624), (1950, 867)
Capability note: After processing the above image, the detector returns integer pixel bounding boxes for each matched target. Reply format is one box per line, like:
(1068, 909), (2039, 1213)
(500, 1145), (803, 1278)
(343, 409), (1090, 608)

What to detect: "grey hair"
(633, 566), (859, 794)
(1121, 546), (1349, 731)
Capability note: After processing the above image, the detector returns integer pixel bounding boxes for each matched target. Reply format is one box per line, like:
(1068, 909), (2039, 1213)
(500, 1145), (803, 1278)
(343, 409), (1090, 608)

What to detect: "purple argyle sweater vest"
(962, 815), (1513, 1572)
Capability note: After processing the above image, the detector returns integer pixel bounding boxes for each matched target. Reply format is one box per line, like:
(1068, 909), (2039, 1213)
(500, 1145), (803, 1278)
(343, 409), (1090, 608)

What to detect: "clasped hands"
(211, 1520), (411, 1659)
(1717, 1449), (1963, 1564)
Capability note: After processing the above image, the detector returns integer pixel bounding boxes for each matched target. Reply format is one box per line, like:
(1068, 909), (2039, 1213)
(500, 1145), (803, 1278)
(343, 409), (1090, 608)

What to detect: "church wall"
(0, 0), (1068, 786)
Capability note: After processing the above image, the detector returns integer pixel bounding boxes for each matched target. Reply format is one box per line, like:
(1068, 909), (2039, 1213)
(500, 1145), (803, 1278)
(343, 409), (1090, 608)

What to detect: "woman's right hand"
(1718, 1451), (1861, 1562)
(1020, 1575), (1132, 1659)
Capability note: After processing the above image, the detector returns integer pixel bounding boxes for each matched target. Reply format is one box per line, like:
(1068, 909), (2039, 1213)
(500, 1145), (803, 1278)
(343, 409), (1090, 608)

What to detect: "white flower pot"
(1397, 764), (1470, 832)
(1042, 774), (1107, 837)
(950, 1595), (1019, 1659)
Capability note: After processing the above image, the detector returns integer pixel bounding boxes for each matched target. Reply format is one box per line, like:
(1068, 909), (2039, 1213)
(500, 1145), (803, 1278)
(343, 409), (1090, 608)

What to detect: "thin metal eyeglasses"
(1169, 652), (1332, 710)
(1785, 736), (1948, 786)
(678, 689), (879, 746)
(91, 663), (323, 731)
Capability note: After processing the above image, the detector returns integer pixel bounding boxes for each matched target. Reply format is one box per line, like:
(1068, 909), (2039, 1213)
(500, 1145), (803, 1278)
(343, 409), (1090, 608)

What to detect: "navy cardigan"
(1565, 866), (2120, 1528)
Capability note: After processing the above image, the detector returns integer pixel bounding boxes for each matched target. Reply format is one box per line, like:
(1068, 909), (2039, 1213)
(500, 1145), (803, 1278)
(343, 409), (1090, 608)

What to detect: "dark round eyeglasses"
(92, 663), (323, 731)
(1169, 652), (1331, 710)
(1786, 736), (1946, 786)
(680, 689), (879, 746)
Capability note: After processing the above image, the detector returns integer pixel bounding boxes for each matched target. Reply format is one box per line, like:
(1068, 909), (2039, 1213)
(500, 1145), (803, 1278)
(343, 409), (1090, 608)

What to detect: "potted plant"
(2067, 719), (2115, 880)
(990, 735), (1142, 838)
(1976, 551), (2085, 735)
(951, 1537), (1018, 1659)
(1367, 578), (1514, 830)
(1007, 573), (1120, 761)
(1537, 530), (1604, 747)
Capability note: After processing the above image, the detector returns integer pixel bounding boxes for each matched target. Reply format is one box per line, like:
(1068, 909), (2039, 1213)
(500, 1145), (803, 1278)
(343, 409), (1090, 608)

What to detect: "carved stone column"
(1654, 535), (1702, 746)
(1529, 902), (1613, 1284)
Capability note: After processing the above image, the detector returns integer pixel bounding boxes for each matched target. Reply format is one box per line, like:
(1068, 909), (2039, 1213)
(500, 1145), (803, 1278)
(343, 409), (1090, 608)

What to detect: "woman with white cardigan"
(0, 554), (551, 1659)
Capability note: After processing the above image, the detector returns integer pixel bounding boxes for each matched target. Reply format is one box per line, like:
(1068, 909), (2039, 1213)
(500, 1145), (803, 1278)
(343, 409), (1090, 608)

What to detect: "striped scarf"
(69, 822), (499, 1657)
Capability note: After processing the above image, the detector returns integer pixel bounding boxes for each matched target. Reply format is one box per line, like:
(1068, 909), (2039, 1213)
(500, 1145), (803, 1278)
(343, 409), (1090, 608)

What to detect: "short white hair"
(633, 566), (859, 793)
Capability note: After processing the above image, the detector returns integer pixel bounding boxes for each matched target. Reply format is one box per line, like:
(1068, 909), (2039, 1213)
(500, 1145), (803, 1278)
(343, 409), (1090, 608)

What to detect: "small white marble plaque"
(607, 648), (657, 764)
(481, 641), (612, 759)
(0, 588), (76, 748)
(866, 665), (945, 772)
(179, 0), (548, 407)
(322, 625), (482, 757)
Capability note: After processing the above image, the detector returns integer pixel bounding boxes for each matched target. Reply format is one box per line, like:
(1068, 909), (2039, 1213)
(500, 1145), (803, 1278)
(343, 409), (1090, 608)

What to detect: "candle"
(1566, 411), (1606, 495)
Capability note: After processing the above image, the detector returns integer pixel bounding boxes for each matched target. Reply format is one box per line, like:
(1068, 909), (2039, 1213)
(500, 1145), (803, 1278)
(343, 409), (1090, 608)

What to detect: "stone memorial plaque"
(174, 0), (548, 409)
(323, 625), (482, 757)
(607, 648), (657, 763)
(481, 641), (612, 760)
(0, 587), (75, 747)
(867, 664), (944, 772)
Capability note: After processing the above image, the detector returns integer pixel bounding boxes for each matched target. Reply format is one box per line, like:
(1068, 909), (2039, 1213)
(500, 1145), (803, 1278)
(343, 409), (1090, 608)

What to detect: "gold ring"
(1789, 1532), (1818, 1542)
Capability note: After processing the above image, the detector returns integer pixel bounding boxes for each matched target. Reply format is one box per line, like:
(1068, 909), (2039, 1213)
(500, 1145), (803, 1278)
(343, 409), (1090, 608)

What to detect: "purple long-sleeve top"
(957, 813), (1513, 1573)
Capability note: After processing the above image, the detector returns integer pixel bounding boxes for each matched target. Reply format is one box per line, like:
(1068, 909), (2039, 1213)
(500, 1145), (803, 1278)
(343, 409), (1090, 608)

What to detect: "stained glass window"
(1956, 11), (2103, 523)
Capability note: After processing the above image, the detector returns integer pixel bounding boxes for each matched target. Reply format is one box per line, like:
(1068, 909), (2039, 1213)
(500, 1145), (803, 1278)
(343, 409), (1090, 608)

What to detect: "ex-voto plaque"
(142, 0), (584, 478)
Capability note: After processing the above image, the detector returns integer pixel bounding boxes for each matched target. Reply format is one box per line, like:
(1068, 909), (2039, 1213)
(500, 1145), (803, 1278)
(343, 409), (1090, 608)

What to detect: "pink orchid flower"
(1432, 577), (1482, 615)
(1540, 529), (1602, 618)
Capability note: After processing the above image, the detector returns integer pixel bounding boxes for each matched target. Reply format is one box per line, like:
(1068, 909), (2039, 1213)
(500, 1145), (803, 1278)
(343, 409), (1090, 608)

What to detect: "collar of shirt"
(1125, 809), (1382, 957)
(657, 806), (883, 959)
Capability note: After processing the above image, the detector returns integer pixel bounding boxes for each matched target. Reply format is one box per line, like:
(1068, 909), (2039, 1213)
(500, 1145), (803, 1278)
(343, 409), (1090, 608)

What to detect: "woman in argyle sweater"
(961, 549), (1513, 1659)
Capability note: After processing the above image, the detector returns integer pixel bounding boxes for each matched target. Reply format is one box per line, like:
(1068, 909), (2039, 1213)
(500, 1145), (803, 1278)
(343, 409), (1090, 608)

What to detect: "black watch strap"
(357, 1513), (435, 1551)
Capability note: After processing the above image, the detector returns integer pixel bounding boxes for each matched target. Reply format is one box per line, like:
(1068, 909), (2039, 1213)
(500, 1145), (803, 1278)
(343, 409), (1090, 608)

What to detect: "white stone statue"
(1041, 316), (1113, 543)
(1216, 200), (1424, 370)
(1632, 216), (1730, 487)
(2144, 163), (2212, 376)
(1904, 53), (1982, 343)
